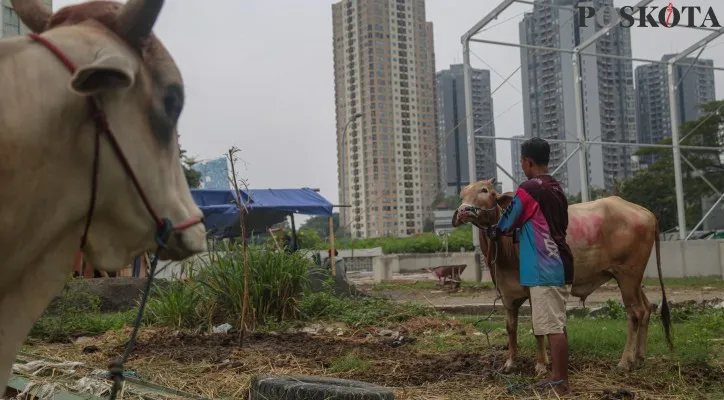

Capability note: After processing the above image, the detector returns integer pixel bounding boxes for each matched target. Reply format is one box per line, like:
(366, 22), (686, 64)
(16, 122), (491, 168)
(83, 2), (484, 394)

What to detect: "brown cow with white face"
(453, 178), (671, 375)
(0, 0), (207, 393)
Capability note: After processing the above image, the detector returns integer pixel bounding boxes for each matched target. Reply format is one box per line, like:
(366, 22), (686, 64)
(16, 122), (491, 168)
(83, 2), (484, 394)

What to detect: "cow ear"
(497, 192), (515, 209)
(69, 55), (136, 95)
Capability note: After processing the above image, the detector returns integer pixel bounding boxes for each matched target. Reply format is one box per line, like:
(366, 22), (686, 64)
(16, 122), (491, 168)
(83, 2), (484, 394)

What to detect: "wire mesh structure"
(461, 0), (724, 249)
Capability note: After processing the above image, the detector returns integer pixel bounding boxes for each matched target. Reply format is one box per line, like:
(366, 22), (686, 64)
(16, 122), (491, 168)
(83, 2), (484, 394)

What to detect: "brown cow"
(453, 178), (671, 375)
(0, 0), (207, 394)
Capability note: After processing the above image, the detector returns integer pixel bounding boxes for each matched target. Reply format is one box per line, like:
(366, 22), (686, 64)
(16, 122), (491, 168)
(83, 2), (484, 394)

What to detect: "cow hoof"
(617, 360), (634, 372)
(502, 359), (516, 374)
(534, 362), (548, 376)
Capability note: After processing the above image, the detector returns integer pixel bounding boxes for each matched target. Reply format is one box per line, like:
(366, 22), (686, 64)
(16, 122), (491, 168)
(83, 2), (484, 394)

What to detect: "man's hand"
(486, 225), (499, 241)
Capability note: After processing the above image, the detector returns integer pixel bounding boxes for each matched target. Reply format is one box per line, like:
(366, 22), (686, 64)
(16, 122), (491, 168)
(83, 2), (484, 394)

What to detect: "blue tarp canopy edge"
(191, 188), (333, 239)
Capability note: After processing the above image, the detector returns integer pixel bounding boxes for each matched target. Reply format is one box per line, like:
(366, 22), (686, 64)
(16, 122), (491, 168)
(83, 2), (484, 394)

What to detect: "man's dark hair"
(521, 137), (550, 166)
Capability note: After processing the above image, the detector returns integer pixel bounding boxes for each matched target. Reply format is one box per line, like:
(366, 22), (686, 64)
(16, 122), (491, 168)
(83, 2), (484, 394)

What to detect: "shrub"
(198, 244), (311, 326)
(145, 280), (208, 329)
(146, 244), (312, 330)
(31, 276), (134, 342)
(311, 224), (475, 255)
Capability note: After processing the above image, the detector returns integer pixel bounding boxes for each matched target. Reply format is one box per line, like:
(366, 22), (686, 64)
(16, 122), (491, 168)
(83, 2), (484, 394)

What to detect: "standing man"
(487, 137), (573, 395)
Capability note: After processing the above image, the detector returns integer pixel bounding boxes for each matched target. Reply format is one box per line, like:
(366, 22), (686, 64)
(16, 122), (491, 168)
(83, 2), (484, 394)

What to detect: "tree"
(299, 213), (340, 238)
(567, 187), (610, 205)
(180, 147), (201, 188)
(296, 229), (323, 249)
(423, 218), (435, 233)
(431, 193), (461, 210)
(618, 100), (724, 231)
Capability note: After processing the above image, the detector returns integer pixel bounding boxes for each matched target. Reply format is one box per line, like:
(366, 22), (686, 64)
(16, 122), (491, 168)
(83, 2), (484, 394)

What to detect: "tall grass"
(146, 243), (311, 331)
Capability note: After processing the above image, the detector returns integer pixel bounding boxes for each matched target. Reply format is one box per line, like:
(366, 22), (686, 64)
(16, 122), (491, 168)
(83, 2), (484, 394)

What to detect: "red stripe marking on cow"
(568, 214), (603, 246)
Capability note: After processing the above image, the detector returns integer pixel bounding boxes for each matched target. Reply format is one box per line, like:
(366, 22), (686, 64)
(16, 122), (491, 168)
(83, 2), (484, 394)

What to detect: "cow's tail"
(654, 217), (673, 350)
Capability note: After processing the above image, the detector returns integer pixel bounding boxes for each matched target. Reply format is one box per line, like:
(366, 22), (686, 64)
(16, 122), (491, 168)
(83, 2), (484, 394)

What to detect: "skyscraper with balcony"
(1, 0), (53, 37)
(519, 0), (637, 195)
(436, 64), (496, 196)
(635, 55), (716, 168)
(332, 0), (438, 238)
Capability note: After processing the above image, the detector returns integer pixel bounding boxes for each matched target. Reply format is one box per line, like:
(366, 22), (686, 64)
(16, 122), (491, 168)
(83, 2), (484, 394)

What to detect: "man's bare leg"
(547, 332), (570, 394)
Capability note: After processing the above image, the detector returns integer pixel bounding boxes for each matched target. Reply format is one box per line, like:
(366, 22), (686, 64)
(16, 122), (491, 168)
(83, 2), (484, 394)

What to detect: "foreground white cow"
(0, 0), (207, 394)
(453, 178), (671, 374)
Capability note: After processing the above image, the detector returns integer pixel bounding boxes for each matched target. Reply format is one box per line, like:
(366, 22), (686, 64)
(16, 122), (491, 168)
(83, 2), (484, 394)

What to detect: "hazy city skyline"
(49, 0), (724, 209)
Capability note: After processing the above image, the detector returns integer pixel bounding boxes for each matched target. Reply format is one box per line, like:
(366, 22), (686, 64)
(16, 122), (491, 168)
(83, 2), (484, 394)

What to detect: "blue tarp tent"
(191, 188), (333, 239)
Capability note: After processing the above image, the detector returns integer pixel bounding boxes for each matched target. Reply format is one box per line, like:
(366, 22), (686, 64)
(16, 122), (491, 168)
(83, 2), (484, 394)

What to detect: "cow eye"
(480, 188), (488, 193)
(163, 85), (184, 122)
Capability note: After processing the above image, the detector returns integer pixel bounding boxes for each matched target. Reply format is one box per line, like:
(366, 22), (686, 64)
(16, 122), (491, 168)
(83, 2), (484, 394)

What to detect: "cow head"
(452, 178), (514, 229)
(12, 0), (207, 270)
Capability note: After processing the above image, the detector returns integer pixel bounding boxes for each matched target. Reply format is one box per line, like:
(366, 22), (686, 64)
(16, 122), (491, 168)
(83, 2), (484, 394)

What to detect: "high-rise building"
(192, 157), (230, 190)
(1, 0), (53, 37)
(519, 0), (637, 195)
(332, 0), (438, 238)
(510, 135), (526, 185)
(436, 64), (496, 196)
(635, 55), (716, 168)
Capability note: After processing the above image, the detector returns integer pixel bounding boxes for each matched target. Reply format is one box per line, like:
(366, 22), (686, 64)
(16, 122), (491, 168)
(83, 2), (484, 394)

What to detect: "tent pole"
(290, 213), (297, 251)
(329, 216), (336, 277)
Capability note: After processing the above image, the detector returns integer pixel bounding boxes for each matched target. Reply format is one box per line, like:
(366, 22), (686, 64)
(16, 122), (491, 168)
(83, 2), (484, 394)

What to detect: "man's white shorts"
(530, 285), (569, 336)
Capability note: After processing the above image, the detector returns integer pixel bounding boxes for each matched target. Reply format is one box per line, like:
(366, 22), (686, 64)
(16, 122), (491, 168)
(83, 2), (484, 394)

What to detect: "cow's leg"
(0, 243), (75, 396)
(534, 334), (548, 376)
(634, 290), (652, 367)
(502, 305), (519, 373)
(615, 275), (646, 371)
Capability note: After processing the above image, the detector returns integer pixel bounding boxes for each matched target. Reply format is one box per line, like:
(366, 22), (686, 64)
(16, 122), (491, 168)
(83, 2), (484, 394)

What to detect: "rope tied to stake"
(108, 218), (172, 400)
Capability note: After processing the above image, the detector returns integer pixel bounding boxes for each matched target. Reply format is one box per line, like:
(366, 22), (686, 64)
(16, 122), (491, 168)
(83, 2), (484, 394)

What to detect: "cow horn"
(116, 0), (164, 43)
(10, 0), (51, 33)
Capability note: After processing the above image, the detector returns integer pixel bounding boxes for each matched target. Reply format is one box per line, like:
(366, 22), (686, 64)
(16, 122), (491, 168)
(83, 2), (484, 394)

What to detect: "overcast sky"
(54, 0), (724, 202)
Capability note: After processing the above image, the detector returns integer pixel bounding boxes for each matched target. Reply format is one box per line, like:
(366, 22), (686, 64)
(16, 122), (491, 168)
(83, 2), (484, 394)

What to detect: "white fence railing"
(153, 241), (724, 283)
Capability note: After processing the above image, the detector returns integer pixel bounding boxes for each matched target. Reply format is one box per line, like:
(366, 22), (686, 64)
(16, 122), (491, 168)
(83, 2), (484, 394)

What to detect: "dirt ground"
(26, 276), (724, 399)
(353, 277), (724, 309)
(26, 317), (723, 400)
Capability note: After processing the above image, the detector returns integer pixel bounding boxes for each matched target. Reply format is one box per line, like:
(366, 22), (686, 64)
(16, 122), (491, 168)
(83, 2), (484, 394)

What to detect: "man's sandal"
(535, 380), (571, 395)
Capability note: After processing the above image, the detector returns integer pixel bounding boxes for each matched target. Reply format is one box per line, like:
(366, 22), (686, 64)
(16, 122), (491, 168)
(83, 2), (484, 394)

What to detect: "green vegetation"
(179, 146), (201, 189)
(642, 276), (724, 289)
(146, 243), (311, 330)
(29, 277), (134, 342)
(617, 100), (724, 231)
(567, 187), (612, 205)
(300, 288), (434, 327)
(432, 194), (461, 210)
(450, 303), (724, 366)
(328, 351), (371, 373)
(298, 214), (340, 238)
(298, 224), (475, 254)
(143, 243), (437, 331)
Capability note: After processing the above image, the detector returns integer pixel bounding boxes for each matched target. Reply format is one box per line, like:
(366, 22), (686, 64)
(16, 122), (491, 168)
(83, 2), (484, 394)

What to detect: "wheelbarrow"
(425, 264), (466, 289)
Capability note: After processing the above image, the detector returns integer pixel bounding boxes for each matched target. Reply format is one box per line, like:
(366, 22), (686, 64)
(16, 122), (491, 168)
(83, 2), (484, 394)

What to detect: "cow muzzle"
(456, 204), (482, 222)
(157, 215), (208, 261)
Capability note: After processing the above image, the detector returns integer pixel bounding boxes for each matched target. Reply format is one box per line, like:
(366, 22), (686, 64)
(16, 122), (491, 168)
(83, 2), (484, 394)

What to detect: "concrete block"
(683, 240), (721, 277)
(372, 256), (394, 283)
